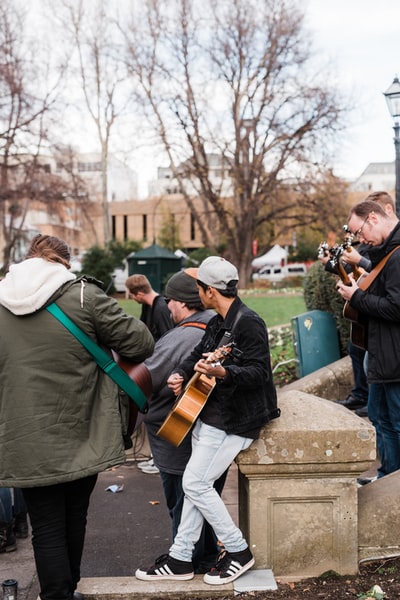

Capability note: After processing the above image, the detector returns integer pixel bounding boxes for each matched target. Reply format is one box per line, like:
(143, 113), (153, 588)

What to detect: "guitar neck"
(336, 262), (351, 286)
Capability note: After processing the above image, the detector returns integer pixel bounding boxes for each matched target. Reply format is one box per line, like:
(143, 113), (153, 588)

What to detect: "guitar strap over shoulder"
(217, 305), (245, 349)
(344, 245), (400, 350)
(179, 308), (245, 347)
(180, 321), (207, 330)
(46, 302), (149, 412)
(356, 245), (400, 291)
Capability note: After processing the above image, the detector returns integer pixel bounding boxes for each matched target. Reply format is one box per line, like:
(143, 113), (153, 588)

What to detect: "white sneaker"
(140, 464), (160, 474)
(137, 457), (153, 468)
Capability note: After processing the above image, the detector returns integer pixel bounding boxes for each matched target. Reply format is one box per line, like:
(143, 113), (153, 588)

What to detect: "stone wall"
(236, 356), (377, 579)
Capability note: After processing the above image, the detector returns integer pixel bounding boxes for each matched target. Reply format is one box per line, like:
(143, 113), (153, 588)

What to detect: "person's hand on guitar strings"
(336, 274), (358, 301)
(195, 354), (227, 380)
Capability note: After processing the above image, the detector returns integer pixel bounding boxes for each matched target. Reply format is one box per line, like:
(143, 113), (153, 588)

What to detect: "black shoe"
(0, 523), (17, 553)
(135, 553), (194, 581)
(336, 395), (366, 410)
(355, 405), (369, 418)
(203, 548), (255, 585)
(357, 476), (377, 486)
(73, 592), (84, 600)
(13, 513), (29, 538)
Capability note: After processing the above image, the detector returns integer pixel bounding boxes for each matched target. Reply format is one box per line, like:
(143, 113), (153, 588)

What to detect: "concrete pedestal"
(236, 390), (376, 578)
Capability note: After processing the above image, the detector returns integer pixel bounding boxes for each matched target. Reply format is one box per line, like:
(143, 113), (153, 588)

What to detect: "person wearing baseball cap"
(136, 256), (280, 586)
(142, 269), (227, 574)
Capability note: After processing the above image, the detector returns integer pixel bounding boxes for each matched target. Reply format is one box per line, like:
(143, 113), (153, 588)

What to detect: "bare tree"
(51, 145), (100, 246)
(122, 0), (347, 284)
(55, 0), (130, 245)
(0, 0), (64, 271)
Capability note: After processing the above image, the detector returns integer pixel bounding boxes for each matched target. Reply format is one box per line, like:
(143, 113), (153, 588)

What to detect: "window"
(143, 214), (147, 241)
(77, 162), (102, 172)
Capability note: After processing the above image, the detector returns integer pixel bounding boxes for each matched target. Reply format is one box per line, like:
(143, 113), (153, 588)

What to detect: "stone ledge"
(77, 569), (277, 599)
(77, 575), (233, 599)
(238, 391), (376, 473)
(281, 355), (353, 401)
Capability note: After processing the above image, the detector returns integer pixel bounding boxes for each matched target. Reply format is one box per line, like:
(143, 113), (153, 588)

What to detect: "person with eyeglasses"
(337, 197), (400, 479)
(135, 256), (280, 585)
(336, 192), (397, 420)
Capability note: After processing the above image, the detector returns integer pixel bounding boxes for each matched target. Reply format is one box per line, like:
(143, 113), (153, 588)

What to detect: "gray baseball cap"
(197, 256), (239, 290)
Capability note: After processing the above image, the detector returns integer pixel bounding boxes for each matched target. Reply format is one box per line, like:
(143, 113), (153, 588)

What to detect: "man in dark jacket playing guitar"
(143, 269), (227, 574)
(337, 199), (400, 478)
(136, 256), (279, 585)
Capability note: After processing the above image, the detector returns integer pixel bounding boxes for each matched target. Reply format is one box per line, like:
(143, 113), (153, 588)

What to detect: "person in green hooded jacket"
(0, 234), (154, 600)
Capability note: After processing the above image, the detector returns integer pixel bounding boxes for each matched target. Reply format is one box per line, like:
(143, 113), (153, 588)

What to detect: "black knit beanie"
(165, 271), (200, 304)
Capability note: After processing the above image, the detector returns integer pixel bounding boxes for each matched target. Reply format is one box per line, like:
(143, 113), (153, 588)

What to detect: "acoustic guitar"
(318, 234), (367, 349)
(157, 343), (234, 447)
(342, 301), (368, 350)
(112, 351), (152, 436)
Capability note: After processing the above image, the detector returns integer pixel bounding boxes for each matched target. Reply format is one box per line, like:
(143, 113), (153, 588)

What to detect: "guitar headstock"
(342, 224), (355, 249)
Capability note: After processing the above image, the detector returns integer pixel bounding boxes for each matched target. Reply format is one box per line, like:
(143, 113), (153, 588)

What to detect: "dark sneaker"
(203, 548), (255, 585)
(336, 395), (366, 410)
(0, 524), (17, 553)
(135, 553), (194, 581)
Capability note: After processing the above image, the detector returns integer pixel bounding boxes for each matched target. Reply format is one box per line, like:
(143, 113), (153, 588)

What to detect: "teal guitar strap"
(46, 302), (148, 412)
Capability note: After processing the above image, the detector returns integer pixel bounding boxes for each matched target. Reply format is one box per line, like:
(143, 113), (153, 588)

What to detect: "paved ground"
(0, 422), (376, 600)
(0, 445), (239, 600)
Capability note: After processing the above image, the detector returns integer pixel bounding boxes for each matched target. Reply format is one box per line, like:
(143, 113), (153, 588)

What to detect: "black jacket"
(350, 221), (400, 382)
(173, 297), (280, 436)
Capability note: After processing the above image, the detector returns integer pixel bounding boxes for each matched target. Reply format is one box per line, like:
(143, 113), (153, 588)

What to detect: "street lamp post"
(384, 76), (400, 219)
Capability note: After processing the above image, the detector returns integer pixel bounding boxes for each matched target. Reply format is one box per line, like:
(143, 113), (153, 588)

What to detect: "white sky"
(305, 0), (400, 180)
(135, 0), (400, 194)
(25, 0), (400, 194)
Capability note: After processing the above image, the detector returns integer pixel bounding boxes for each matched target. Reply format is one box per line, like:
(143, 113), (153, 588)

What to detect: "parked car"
(252, 262), (307, 282)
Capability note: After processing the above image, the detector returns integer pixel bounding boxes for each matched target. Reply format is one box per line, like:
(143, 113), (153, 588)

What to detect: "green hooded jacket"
(0, 258), (154, 487)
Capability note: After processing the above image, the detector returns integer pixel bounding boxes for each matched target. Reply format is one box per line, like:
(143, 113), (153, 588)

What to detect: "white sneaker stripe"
(155, 565), (173, 575)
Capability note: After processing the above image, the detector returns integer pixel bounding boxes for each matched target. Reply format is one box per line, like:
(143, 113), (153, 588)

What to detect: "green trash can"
(292, 310), (341, 377)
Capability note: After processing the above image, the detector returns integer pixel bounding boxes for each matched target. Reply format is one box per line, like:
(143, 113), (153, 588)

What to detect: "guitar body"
(350, 321), (367, 350)
(157, 372), (216, 447)
(343, 301), (358, 322)
(157, 343), (234, 447)
(112, 351), (152, 435)
(342, 302), (367, 350)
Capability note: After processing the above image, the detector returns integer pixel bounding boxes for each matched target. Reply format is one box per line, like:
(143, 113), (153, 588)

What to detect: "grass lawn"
(117, 289), (306, 328)
(116, 289), (306, 387)
(239, 291), (306, 327)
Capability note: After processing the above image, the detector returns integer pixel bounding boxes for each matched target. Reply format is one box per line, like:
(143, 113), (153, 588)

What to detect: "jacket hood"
(0, 257), (76, 315)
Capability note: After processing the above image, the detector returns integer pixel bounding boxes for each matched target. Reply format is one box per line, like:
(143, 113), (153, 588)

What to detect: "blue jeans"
(13, 488), (27, 515)
(0, 488), (13, 523)
(169, 420), (252, 562)
(159, 468), (228, 571)
(368, 382), (400, 477)
(0, 488), (26, 523)
(348, 342), (368, 401)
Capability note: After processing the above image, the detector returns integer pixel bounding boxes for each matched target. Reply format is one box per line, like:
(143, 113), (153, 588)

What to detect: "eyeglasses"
(354, 214), (370, 239)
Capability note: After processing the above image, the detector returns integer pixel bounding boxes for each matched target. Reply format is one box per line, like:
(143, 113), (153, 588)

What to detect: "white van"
(252, 262), (307, 282)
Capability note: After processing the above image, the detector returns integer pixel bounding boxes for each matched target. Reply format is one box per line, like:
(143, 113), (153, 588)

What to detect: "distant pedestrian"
(126, 273), (173, 341)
